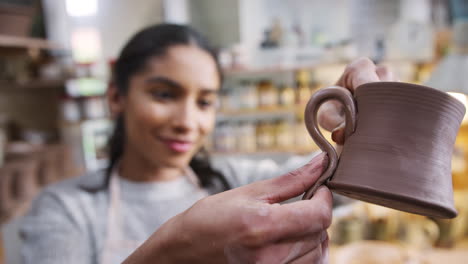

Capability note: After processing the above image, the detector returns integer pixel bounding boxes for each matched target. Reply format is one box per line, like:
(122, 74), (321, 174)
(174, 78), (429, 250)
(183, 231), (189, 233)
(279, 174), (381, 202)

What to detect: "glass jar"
(257, 80), (278, 108)
(239, 81), (258, 110)
(453, 121), (468, 190)
(296, 70), (312, 105)
(297, 83), (312, 105)
(237, 121), (256, 153)
(214, 122), (235, 152)
(256, 121), (275, 150)
(219, 90), (231, 112)
(275, 119), (293, 150)
(278, 84), (296, 107)
(294, 117), (315, 150)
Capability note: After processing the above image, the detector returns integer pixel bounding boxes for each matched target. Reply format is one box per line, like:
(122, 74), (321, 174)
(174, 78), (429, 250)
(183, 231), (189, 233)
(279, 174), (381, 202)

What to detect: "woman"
(20, 24), (394, 263)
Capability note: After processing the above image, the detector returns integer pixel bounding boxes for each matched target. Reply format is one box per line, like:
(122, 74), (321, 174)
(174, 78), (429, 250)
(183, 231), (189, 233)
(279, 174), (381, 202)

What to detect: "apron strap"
(105, 169), (123, 243)
(101, 166), (207, 263)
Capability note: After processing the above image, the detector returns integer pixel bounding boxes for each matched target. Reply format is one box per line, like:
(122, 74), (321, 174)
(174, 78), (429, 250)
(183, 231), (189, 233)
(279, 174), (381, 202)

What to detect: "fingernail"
(331, 130), (338, 143)
(331, 122), (345, 133)
(316, 185), (330, 195)
(331, 122), (345, 145)
(321, 231), (328, 243)
(310, 152), (329, 170)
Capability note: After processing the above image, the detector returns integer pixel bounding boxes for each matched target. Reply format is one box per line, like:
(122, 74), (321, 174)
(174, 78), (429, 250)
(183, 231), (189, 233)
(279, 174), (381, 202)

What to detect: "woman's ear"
(107, 82), (125, 118)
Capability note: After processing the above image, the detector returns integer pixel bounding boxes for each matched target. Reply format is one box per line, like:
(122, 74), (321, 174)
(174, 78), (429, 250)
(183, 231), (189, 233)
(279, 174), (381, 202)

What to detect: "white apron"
(100, 168), (207, 264)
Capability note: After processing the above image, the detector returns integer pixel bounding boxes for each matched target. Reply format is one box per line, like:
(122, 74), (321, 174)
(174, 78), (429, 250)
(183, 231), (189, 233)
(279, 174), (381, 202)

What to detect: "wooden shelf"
(217, 105), (304, 121)
(222, 59), (434, 76)
(219, 105), (300, 116)
(211, 147), (319, 156)
(223, 61), (348, 76)
(0, 79), (66, 90)
(0, 35), (62, 51)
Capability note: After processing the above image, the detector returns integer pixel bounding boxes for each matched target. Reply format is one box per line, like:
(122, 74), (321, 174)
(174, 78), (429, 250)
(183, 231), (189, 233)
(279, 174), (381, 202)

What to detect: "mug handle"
(302, 86), (357, 200)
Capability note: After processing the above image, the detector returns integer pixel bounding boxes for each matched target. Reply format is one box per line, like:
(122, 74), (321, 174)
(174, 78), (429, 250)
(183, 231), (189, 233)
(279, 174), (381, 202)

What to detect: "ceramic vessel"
(303, 82), (466, 219)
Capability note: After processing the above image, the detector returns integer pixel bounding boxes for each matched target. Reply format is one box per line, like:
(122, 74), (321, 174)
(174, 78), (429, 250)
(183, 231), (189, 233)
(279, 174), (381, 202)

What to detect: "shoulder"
(20, 172), (108, 263)
(24, 171), (108, 229)
(39, 170), (107, 204)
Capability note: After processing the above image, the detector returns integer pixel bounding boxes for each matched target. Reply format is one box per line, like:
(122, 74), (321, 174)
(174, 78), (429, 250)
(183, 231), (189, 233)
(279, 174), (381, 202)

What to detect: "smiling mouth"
(158, 137), (194, 153)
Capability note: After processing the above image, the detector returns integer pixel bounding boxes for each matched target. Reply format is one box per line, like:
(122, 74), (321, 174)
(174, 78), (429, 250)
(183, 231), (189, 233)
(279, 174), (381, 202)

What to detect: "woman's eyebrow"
(146, 76), (219, 94)
(200, 89), (219, 95)
(145, 76), (183, 90)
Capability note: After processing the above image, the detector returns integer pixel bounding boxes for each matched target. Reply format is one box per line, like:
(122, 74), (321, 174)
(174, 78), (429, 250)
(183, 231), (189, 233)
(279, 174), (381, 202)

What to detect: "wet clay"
(304, 82), (466, 219)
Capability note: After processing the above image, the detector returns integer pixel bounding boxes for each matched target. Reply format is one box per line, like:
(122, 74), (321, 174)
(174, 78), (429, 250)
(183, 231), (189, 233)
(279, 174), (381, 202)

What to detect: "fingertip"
(316, 185), (331, 195)
(321, 230), (328, 243)
(314, 186), (333, 205)
(376, 65), (395, 81)
(262, 152), (329, 203)
(331, 124), (345, 145)
(308, 152), (328, 168)
(321, 153), (329, 170)
(315, 151), (327, 160)
(317, 101), (346, 131)
(375, 65), (389, 74)
(348, 57), (375, 70)
(303, 152), (329, 178)
(310, 186), (333, 228)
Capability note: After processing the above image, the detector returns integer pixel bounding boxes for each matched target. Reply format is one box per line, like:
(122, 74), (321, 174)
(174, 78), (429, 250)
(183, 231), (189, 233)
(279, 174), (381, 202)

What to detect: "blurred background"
(0, 0), (468, 263)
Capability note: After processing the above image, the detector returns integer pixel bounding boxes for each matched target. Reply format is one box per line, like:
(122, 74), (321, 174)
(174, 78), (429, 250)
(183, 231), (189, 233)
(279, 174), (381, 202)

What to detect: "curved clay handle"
(302, 86), (357, 200)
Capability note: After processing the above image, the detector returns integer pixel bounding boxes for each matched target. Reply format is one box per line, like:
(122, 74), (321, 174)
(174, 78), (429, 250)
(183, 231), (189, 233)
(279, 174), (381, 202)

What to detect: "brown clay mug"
(303, 82), (466, 219)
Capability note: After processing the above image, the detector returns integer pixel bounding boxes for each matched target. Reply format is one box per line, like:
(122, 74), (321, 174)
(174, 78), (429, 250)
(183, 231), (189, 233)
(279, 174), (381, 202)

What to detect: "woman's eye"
(151, 90), (174, 100)
(198, 98), (215, 109)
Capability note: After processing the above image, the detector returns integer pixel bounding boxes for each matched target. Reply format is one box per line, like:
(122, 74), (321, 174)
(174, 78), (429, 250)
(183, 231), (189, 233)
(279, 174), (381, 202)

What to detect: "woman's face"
(119, 45), (220, 170)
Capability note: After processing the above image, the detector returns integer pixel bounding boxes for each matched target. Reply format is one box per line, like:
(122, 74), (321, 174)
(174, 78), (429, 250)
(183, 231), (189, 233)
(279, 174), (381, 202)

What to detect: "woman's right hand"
(318, 57), (396, 145)
(124, 153), (331, 264)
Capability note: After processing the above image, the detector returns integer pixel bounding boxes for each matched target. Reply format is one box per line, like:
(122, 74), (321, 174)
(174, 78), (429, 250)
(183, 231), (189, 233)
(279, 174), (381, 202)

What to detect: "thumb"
(331, 122), (346, 145)
(317, 101), (345, 132)
(250, 153), (328, 204)
(336, 57), (380, 89)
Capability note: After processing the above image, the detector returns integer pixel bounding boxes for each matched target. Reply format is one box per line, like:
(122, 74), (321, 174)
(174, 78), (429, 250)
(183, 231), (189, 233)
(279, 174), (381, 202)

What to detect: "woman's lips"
(161, 138), (194, 153)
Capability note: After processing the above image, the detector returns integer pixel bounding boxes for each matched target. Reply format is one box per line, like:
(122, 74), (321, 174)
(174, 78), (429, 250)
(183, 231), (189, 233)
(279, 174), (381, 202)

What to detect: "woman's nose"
(171, 101), (197, 133)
